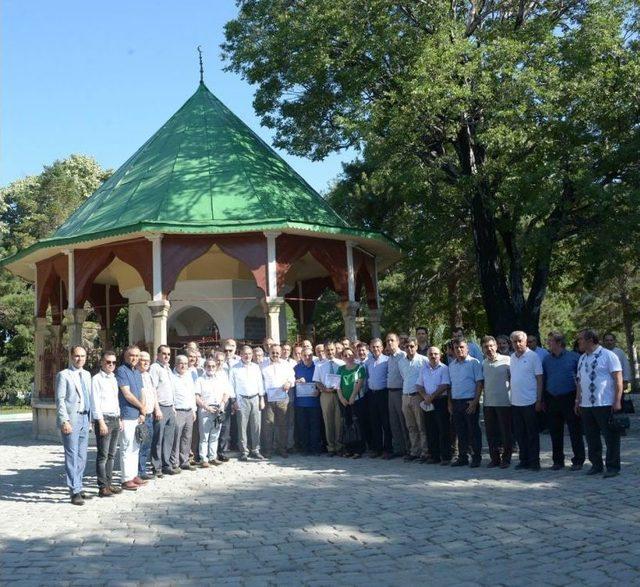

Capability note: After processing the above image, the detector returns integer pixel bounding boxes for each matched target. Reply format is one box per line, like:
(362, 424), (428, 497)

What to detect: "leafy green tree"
(0, 155), (110, 402)
(223, 0), (640, 335)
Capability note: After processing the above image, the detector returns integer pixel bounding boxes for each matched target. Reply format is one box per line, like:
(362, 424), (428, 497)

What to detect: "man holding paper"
(313, 342), (345, 456)
(261, 345), (296, 458)
(294, 349), (322, 455)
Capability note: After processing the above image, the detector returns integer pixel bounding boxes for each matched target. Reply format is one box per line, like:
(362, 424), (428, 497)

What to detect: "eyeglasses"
(104, 360), (116, 365)
(225, 349), (233, 353)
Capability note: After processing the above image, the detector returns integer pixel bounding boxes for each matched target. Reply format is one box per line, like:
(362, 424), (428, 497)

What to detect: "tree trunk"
(447, 268), (463, 331)
(618, 274), (638, 391)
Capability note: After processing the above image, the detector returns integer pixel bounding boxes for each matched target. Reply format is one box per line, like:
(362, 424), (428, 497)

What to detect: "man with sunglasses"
(90, 351), (123, 498)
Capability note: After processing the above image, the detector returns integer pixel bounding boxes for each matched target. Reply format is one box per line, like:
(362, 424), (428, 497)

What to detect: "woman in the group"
(336, 348), (367, 458)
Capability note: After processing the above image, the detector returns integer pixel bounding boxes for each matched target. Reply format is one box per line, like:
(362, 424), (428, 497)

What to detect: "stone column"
(33, 317), (48, 402)
(147, 300), (170, 353)
(262, 297), (285, 344)
(64, 308), (88, 348)
(369, 307), (382, 339)
(337, 300), (360, 341)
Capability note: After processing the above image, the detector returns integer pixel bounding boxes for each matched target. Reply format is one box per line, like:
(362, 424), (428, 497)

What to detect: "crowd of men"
(55, 326), (629, 505)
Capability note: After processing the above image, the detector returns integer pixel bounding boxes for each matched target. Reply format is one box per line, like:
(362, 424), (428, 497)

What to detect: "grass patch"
(0, 405), (32, 415)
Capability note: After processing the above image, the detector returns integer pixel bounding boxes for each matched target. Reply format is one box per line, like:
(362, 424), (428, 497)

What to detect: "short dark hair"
(157, 344), (170, 354)
(69, 345), (86, 355)
(416, 326), (428, 334)
(101, 350), (117, 360)
(481, 335), (496, 346)
(603, 332), (616, 341)
(579, 328), (599, 345)
(547, 331), (566, 346)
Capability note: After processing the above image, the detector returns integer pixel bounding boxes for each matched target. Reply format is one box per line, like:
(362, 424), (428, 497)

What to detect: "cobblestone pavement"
(2, 415), (640, 587)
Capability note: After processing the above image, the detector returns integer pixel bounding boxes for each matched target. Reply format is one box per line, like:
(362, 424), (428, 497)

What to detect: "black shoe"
(570, 463), (583, 471)
(140, 473), (155, 481)
(404, 455), (417, 462)
(469, 461), (481, 468)
(71, 493), (85, 506)
(586, 466), (604, 476)
(603, 469), (620, 478)
(155, 472), (164, 479)
(515, 463), (529, 470)
(79, 491), (93, 500)
(162, 468), (177, 476)
(529, 464), (541, 471)
(217, 454), (230, 462)
(238, 454), (249, 462)
(450, 459), (469, 467)
(551, 464), (565, 471)
(249, 452), (266, 460)
(181, 465), (197, 471)
(487, 461), (500, 468)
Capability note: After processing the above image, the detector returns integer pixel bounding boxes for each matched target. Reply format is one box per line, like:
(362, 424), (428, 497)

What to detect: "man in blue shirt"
(115, 346), (147, 491)
(448, 339), (484, 467)
(452, 327), (483, 362)
(543, 331), (584, 471)
(364, 338), (392, 458)
(294, 349), (322, 455)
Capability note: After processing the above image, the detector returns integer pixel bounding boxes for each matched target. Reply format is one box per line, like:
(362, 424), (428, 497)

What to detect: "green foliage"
(0, 155), (110, 403)
(224, 0), (640, 336)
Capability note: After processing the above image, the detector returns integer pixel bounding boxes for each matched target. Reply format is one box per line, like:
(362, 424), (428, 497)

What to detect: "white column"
(63, 248), (75, 309)
(346, 241), (356, 302)
(62, 248), (86, 346)
(264, 231), (281, 298)
(261, 297), (285, 344)
(147, 300), (171, 352)
(146, 234), (164, 301)
(262, 231), (283, 342)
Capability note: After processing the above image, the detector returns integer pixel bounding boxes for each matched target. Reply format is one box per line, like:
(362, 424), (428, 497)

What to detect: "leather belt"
(176, 408), (192, 412)
(240, 394), (258, 399)
(388, 388), (402, 392)
(77, 410), (89, 415)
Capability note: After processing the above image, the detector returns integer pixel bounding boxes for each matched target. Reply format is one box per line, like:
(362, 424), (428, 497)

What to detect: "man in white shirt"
(196, 353), (232, 466)
(281, 342), (298, 452)
(398, 337), (428, 461)
(219, 338), (241, 462)
(90, 351), (123, 498)
(261, 345), (296, 458)
(576, 329), (624, 477)
(171, 355), (197, 472)
(230, 346), (266, 461)
(149, 345), (177, 477)
(137, 351), (160, 480)
(481, 336), (513, 468)
(602, 332), (632, 390)
(510, 331), (544, 471)
(313, 342), (345, 456)
(415, 347), (451, 465)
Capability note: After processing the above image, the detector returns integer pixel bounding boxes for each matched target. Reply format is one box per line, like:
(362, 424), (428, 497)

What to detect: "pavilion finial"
(197, 45), (204, 84)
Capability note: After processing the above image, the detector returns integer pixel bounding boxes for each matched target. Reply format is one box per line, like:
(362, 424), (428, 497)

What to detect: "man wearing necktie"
(55, 346), (93, 506)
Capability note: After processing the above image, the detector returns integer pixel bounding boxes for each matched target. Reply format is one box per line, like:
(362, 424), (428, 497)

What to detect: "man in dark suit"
(55, 345), (93, 506)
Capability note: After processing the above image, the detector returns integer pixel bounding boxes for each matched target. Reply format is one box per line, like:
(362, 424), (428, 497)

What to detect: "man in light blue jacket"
(55, 345), (93, 506)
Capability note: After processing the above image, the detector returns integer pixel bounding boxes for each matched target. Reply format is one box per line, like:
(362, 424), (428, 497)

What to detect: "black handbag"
(609, 413), (630, 433)
(340, 406), (362, 446)
(135, 422), (152, 444)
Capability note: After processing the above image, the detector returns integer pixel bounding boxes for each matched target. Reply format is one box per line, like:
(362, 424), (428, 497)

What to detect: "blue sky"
(1, 0), (351, 193)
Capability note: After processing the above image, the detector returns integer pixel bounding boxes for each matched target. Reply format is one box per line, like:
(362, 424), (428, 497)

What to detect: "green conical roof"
(1, 83), (400, 278)
(55, 82), (350, 238)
